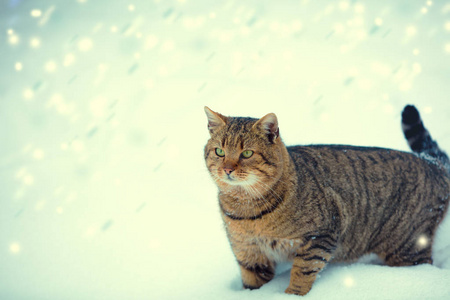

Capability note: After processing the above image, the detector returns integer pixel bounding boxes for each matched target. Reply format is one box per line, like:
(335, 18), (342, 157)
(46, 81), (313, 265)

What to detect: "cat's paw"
(285, 286), (307, 296)
(243, 283), (261, 290)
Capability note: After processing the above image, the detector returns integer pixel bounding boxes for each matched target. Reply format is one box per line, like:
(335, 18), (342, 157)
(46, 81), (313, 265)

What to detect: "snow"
(1, 0), (450, 299)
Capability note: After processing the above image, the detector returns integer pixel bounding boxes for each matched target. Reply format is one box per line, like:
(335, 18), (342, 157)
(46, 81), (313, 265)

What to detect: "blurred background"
(1, 0), (450, 299)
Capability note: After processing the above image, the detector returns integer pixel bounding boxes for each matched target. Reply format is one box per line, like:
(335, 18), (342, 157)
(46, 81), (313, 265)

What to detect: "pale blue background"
(1, 1), (450, 299)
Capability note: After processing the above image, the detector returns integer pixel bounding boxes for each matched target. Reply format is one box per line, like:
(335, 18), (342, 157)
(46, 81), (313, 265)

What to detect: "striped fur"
(204, 106), (450, 296)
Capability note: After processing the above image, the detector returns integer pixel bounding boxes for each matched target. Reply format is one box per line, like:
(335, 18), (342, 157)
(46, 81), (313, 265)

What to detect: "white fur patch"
(257, 237), (302, 263)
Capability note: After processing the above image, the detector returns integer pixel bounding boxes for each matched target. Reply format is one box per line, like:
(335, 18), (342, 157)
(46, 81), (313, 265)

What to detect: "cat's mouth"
(221, 173), (257, 187)
(223, 175), (240, 185)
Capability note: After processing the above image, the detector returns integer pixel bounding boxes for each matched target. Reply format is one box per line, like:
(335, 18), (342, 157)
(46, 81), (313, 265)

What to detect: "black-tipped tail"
(401, 105), (449, 171)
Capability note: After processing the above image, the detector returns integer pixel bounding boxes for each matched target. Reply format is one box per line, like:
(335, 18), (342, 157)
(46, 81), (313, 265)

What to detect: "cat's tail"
(401, 105), (450, 173)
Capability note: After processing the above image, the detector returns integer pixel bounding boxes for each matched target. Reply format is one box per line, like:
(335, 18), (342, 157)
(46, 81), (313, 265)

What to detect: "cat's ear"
(254, 113), (279, 143)
(204, 106), (227, 134)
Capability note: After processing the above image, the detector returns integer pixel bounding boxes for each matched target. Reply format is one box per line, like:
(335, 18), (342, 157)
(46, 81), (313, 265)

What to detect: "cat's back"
(287, 144), (450, 201)
(287, 144), (448, 182)
(286, 144), (446, 203)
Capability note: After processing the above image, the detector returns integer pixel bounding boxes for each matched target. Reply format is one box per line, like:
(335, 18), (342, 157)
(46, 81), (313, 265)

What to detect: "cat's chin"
(218, 182), (256, 199)
(222, 178), (250, 186)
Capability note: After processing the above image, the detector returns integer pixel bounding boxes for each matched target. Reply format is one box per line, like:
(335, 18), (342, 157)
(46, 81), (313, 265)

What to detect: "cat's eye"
(215, 148), (225, 157)
(241, 150), (253, 158)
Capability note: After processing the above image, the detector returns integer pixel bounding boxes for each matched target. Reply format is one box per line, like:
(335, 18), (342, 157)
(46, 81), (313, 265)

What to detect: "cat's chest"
(257, 237), (302, 263)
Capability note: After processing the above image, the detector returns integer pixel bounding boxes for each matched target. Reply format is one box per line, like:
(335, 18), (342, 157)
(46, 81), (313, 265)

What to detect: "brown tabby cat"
(204, 105), (450, 296)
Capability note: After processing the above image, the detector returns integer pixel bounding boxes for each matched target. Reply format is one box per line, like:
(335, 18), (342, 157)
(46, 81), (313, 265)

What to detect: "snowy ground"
(1, 0), (450, 299)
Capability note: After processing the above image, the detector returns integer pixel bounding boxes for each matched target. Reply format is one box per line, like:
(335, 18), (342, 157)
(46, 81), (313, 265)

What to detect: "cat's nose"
(224, 168), (234, 175)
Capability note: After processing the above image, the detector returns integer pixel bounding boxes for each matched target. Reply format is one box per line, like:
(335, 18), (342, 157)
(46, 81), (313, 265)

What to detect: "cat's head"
(204, 107), (285, 194)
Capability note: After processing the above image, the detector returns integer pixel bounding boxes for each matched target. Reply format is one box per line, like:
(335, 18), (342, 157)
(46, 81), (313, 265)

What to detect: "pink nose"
(224, 168), (234, 175)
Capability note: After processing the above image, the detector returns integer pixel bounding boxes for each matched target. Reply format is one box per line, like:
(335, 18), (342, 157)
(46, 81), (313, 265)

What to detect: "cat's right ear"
(204, 106), (227, 134)
(253, 113), (279, 143)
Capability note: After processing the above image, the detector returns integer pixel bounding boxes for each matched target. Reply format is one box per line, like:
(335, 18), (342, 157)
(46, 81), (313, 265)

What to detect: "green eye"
(215, 148), (225, 157)
(242, 150), (253, 158)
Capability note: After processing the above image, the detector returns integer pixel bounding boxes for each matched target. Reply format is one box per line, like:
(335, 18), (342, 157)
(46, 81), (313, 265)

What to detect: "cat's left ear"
(204, 106), (227, 134)
(254, 113), (279, 143)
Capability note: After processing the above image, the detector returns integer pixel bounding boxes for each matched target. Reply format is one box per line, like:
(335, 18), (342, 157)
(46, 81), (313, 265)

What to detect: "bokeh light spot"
(417, 235), (429, 248)
(23, 88), (34, 100)
(33, 149), (45, 160)
(44, 60), (57, 72)
(9, 243), (21, 254)
(444, 21), (450, 31)
(24, 174), (34, 185)
(445, 43), (450, 53)
(344, 276), (355, 287)
(375, 18), (383, 26)
(30, 37), (41, 48)
(30, 9), (42, 17)
(354, 4), (365, 14)
(406, 26), (417, 37)
(15, 62), (23, 71)
(63, 53), (75, 67)
(8, 34), (19, 45)
(78, 38), (93, 52)
(339, 1), (350, 11)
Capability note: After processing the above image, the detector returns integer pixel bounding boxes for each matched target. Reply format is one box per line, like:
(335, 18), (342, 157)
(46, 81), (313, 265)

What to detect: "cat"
(203, 105), (450, 296)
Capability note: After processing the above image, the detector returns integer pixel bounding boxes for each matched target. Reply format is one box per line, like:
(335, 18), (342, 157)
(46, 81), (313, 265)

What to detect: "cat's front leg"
(232, 242), (276, 290)
(285, 235), (336, 295)
(239, 259), (275, 290)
